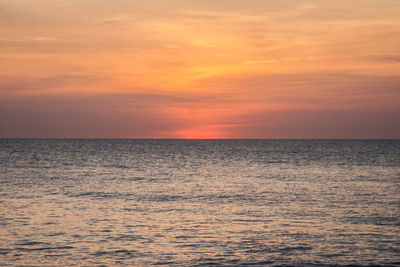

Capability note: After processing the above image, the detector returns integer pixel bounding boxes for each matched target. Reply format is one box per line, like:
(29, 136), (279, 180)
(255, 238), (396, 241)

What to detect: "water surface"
(0, 139), (399, 266)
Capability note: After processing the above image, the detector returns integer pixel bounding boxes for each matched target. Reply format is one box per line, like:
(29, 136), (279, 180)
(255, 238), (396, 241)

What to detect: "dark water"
(0, 139), (399, 266)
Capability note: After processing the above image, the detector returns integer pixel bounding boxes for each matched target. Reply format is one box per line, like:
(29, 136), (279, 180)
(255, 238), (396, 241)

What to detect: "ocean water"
(0, 139), (399, 266)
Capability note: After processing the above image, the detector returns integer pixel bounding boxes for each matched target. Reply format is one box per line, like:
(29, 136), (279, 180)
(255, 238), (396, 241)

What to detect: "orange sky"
(1, 0), (400, 138)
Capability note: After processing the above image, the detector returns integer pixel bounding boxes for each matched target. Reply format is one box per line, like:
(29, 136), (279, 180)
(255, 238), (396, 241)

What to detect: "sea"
(0, 139), (399, 266)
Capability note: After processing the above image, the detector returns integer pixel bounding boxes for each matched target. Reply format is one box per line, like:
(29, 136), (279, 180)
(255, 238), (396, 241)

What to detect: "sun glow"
(173, 126), (226, 139)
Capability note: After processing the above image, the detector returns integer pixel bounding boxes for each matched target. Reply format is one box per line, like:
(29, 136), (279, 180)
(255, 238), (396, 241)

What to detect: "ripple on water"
(1, 139), (399, 266)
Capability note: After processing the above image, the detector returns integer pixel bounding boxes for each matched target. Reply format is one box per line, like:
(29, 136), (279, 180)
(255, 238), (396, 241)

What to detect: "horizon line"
(1, 138), (399, 141)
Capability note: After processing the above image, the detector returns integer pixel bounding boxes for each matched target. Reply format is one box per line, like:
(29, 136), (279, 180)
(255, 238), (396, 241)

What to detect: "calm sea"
(0, 139), (399, 266)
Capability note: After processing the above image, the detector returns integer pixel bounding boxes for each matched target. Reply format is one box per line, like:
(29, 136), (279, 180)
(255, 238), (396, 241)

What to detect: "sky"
(1, 0), (400, 138)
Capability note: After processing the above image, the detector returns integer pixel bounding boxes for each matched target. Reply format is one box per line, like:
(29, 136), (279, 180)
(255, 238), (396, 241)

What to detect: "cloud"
(1, 79), (399, 138)
(243, 60), (278, 65)
(385, 57), (400, 62)
(195, 71), (400, 105)
(0, 91), (242, 138)
(226, 108), (400, 139)
(0, 94), (181, 138)
(0, 74), (105, 94)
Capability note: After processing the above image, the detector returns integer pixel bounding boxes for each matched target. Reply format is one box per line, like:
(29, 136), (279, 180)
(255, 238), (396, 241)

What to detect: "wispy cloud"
(243, 60), (277, 65)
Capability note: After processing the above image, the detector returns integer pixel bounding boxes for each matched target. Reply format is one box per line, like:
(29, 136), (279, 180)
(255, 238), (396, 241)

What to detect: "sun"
(174, 126), (225, 139)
